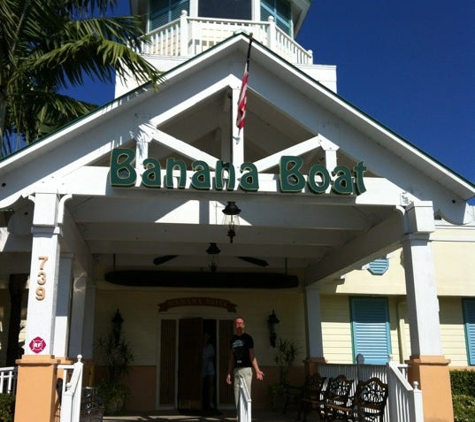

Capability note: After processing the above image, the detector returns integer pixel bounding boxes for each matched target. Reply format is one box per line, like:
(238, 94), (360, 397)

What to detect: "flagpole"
(236, 33), (254, 135)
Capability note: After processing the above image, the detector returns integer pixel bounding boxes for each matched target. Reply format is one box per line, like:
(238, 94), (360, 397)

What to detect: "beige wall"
(94, 287), (306, 368)
(439, 297), (467, 366)
(432, 225), (475, 296)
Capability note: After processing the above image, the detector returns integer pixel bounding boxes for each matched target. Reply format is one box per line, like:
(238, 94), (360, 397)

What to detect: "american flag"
(236, 36), (253, 131)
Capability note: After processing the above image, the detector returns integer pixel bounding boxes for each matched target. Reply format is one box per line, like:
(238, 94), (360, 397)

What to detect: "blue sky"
(298, 0), (475, 185)
(72, 0), (475, 187)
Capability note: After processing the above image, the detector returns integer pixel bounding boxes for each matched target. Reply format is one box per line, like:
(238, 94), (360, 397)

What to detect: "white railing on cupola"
(139, 10), (313, 65)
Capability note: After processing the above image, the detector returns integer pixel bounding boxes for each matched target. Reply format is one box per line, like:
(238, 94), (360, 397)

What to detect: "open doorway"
(202, 319), (217, 411)
(159, 317), (234, 411)
(177, 318), (218, 412)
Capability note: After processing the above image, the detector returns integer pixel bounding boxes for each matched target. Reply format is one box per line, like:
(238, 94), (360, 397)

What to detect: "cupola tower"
(117, 0), (336, 95)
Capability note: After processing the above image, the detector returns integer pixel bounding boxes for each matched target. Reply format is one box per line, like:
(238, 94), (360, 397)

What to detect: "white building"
(0, 1), (474, 421)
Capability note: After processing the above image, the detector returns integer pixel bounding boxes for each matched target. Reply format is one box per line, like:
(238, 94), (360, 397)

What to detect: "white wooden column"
(402, 202), (454, 422)
(24, 193), (62, 356)
(68, 275), (88, 357)
(81, 280), (97, 360)
(304, 284), (324, 358)
(135, 127), (150, 186)
(53, 253), (73, 357)
(402, 202), (442, 356)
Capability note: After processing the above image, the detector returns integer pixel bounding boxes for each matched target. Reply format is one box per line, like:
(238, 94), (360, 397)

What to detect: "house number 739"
(36, 256), (48, 301)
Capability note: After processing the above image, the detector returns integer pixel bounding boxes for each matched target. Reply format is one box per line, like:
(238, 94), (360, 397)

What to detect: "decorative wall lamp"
(206, 242), (221, 273)
(267, 310), (280, 347)
(112, 309), (124, 345)
(222, 201), (241, 244)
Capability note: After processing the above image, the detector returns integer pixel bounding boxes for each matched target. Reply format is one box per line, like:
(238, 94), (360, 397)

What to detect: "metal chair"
(324, 377), (388, 422)
(298, 373), (327, 421)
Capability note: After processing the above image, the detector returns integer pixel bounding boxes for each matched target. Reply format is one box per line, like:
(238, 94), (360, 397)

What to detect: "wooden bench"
(323, 377), (388, 422)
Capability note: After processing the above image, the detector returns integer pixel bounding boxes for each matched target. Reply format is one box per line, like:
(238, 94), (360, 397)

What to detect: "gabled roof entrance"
(1, 34), (473, 287)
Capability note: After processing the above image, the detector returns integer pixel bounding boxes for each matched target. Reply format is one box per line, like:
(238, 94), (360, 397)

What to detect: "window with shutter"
(199, 0), (252, 20)
(260, 0), (292, 36)
(150, 0), (190, 31)
(463, 299), (475, 366)
(350, 297), (391, 364)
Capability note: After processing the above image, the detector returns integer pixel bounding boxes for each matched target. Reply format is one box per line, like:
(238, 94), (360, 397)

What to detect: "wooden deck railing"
(139, 11), (313, 65)
(0, 366), (17, 394)
(387, 360), (424, 422)
(238, 376), (252, 422)
(58, 355), (84, 422)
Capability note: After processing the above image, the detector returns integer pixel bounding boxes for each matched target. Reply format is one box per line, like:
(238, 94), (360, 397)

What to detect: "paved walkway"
(103, 408), (304, 422)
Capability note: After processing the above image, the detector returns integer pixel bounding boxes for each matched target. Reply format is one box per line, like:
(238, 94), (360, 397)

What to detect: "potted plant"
(269, 338), (299, 410)
(96, 310), (134, 415)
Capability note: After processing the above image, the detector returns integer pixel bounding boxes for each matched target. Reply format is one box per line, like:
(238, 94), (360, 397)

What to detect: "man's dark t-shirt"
(230, 333), (254, 368)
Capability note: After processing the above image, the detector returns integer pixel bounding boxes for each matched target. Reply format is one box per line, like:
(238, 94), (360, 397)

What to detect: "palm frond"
(0, 0), (162, 155)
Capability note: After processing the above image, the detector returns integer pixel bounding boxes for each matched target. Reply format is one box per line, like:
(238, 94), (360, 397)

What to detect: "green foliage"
(95, 311), (134, 415)
(96, 332), (134, 385)
(274, 338), (299, 384)
(451, 370), (475, 421)
(269, 338), (300, 410)
(453, 395), (475, 422)
(96, 381), (130, 416)
(0, 394), (15, 422)
(450, 370), (475, 397)
(0, 0), (162, 155)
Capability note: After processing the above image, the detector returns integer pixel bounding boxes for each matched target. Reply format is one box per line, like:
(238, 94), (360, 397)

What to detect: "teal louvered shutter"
(463, 299), (475, 365)
(350, 297), (391, 364)
(368, 258), (389, 275)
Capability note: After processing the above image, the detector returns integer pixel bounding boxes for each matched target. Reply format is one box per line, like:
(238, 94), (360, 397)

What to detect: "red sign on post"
(29, 337), (46, 354)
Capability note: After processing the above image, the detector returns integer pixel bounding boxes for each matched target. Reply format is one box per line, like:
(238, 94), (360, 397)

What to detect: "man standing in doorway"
(226, 317), (264, 408)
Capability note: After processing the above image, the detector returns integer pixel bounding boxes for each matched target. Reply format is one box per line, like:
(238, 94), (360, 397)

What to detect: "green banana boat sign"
(110, 148), (367, 196)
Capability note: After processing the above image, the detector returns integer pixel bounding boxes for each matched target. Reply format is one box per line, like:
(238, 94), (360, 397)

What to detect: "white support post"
(402, 203), (442, 356)
(24, 193), (62, 356)
(180, 10), (189, 56)
(304, 283), (324, 358)
(81, 280), (97, 361)
(53, 253), (74, 358)
(68, 275), (88, 358)
(267, 17), (276, 51)
(411, 382), (424, 422)
(135, 128), (150, 187)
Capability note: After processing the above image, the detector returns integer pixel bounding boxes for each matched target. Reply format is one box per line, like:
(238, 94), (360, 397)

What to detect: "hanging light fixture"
(111, 309), (124, 345)
(222, 201), (241, 244)
(267, 310), (280, 347)
(206, 242), (221, 272)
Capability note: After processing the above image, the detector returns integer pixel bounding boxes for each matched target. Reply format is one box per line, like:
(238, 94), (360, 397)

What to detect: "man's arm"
(249, 348), (264, 380)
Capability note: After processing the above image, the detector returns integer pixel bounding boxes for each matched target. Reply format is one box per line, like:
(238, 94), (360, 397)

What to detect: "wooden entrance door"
(178, 318), (203, 409)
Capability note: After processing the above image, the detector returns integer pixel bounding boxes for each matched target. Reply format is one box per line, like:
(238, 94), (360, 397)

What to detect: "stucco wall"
(93, 287), (306, 368)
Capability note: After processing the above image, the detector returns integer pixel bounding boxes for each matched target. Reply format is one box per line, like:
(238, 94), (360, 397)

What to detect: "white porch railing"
(238, 376), (252, 422)
(0, 366), (17, 394)
(58, 355), (84, 422)
(387, 360), (424, 422)
(140, 11), (313, 65)
(318, 359), (424, 422)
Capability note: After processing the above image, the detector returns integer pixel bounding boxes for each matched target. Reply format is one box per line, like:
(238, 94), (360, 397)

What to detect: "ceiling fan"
(152, 245), (269, 268)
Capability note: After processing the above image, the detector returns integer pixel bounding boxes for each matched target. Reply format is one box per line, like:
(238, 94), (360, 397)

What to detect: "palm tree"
(0, 0), (161, 157)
